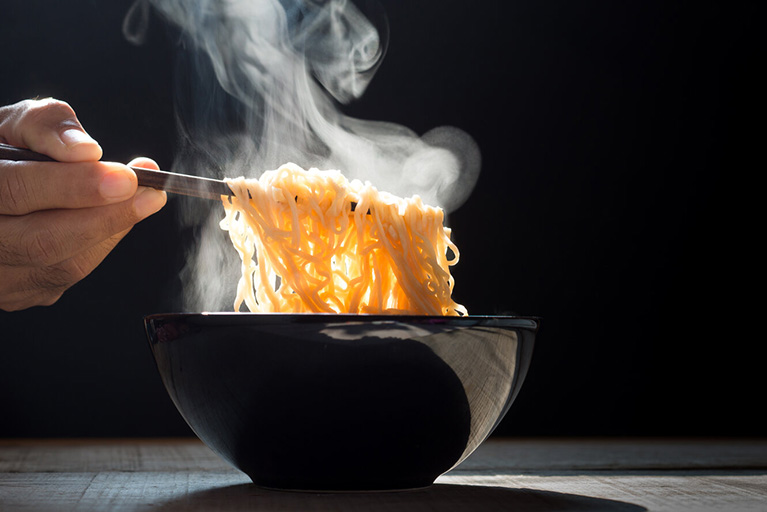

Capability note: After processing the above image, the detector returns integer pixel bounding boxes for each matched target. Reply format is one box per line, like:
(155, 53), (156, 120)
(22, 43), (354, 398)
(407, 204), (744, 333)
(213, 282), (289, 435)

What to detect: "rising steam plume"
(124, 0), (481, 311)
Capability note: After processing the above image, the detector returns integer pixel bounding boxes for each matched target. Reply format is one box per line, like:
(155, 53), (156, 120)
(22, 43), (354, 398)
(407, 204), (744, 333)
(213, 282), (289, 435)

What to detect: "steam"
(125, 0), (481, 311)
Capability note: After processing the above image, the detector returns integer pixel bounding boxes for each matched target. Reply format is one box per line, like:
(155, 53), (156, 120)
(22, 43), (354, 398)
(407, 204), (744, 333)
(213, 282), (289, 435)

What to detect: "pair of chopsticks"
(0, 142), (230, 200)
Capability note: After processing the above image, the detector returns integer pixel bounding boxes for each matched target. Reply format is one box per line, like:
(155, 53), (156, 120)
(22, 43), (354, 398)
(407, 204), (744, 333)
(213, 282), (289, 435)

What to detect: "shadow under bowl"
(144, 313), (538, 491)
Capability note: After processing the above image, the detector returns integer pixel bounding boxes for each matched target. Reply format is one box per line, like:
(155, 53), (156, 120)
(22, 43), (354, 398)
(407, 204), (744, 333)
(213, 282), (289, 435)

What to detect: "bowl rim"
(143, 312), (540, 330)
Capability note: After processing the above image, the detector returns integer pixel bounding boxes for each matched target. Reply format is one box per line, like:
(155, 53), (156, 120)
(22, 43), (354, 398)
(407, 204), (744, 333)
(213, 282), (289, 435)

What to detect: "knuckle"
(0, 269), (64, 311)
(23, 227), (65, 266)
(57, 257), (91, 285)
(0, 220), (36, 267)
(28, 266), (73, 293)
(0, 164), (33, 214)
(0, 302), (21, 312)
(14, 98), (77, 138)
(0, 298), (28, 312)
(0, 234), (22, 266)
(0, 100), (28, 127)
(36, 291), (65, 308)
(26, 250), (96, 294)
(25, 98), (75, 121)
(0, 105), (13, 134)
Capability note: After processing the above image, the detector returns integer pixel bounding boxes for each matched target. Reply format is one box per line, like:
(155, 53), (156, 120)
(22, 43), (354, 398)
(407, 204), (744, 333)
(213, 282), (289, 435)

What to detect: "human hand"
(0, 98), (167, 311)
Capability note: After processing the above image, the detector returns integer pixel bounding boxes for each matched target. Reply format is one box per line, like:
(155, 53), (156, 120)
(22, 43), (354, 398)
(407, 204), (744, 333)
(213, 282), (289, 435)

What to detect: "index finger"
(0, 159), (138, 215)
(0, 99), (102, 163)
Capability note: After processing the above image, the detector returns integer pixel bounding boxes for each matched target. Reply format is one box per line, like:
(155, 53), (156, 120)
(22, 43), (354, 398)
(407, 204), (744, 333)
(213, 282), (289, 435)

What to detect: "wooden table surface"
(1, 437), (765, 511)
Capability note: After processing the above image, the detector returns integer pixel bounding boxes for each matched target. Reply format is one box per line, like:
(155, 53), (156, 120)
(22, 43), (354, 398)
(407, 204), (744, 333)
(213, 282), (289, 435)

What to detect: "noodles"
(220, 163), (467, 316)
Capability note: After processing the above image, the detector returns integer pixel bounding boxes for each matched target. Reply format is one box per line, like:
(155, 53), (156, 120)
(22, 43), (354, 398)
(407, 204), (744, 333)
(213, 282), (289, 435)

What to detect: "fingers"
(127, 157), (167, 227)
(0, 151), (167, 311)
(0, 154), (167, 216)
(0, 181), (165, 311)
(0, 187), (166, 267)
(127, 156), (159, 170)
(0, 96), (169, 311)
(0, 159), (140, 215)
(0, 98), (102, 162)
(0, 99), (130, 215)
(0, 229), (131, 312)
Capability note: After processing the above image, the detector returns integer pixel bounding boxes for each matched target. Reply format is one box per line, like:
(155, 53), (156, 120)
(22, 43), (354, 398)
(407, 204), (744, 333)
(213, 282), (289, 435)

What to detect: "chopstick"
(0, 142), (231, 200)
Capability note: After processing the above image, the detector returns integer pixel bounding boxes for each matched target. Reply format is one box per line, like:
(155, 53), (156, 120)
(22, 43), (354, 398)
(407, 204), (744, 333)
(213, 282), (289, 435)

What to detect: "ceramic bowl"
(144, 313), (538, 491)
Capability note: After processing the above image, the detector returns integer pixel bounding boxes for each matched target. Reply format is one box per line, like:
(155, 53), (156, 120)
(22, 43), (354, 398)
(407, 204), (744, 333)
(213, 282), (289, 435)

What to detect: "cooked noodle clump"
(221, 163), (466, 316)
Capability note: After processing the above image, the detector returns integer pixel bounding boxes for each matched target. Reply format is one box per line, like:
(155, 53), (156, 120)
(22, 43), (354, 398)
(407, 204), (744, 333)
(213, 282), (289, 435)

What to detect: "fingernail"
(100, 169), (135, 200)
(60, 128), (98, 148)
(133, 188), (167, 217)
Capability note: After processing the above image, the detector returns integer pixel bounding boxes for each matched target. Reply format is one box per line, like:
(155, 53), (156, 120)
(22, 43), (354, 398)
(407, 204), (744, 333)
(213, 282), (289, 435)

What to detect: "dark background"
(0, 1), (761, 437)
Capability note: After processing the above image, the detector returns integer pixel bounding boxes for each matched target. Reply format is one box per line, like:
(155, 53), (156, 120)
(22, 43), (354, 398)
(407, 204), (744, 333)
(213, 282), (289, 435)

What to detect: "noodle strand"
(220, 163), (467, 316)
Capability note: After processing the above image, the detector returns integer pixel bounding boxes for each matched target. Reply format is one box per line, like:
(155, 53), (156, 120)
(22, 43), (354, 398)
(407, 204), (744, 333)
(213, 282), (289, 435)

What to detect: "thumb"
(0, 98), (103, 163)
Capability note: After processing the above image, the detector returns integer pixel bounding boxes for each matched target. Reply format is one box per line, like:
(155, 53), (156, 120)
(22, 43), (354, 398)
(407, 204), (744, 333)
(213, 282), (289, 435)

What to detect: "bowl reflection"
(144, 313), (538, 491)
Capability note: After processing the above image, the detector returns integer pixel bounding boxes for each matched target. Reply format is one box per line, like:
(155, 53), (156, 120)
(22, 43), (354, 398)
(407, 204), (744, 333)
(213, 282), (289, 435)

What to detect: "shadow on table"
(155, 482), (647, 511)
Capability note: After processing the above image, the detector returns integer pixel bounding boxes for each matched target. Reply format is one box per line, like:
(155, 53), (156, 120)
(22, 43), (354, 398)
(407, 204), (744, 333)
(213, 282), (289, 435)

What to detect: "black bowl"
(144, 313), (538, 491)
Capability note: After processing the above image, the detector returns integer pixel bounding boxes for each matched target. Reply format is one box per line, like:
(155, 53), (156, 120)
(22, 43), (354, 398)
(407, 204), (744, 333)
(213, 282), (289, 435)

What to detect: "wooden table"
(1, 438), (765, 511)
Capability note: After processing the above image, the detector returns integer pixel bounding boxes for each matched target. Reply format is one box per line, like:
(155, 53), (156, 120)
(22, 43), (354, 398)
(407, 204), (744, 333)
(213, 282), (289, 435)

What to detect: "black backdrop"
(0, 1), (761, 437)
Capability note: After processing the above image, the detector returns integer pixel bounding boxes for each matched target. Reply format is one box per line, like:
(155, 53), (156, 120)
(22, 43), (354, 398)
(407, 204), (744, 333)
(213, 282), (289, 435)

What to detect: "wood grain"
(1, 438), (765, 512)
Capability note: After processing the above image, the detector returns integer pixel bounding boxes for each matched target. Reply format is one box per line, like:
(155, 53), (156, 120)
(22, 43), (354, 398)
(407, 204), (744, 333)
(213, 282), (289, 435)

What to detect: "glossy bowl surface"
(144, 313), (538, 491)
